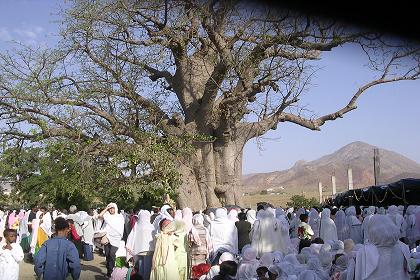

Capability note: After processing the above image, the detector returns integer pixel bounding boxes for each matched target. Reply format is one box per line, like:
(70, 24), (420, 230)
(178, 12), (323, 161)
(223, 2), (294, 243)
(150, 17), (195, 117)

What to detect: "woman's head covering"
(330, 240), (345, 255)
(182, 207), (193, 232)
(368, 214), (400, 246)
(376, 207), (386, 215)
(215, 208), (228, 220)
(259, 252), (274, 267)
(107, 203), (119, 214)
(398, 205), (405, 215)
(387, 205), (398, 215)
(219, 251), (236, 264)
(318, 250), (332, 267)
(272, 251), (284, 263)
(227, 209), (239, 222)
(319, 244), (331, 254)
(242, 246), (258, 261)
(192, 213), (204, 226)
(309, 208), (319, 221)
(275, 208), (286, 219)
(365, 206), (376, 216)
(345, 206), (356, 216)
(246, 210), (257, 225)
(321, 208), (331, 220)
(159, 205), (174, 221)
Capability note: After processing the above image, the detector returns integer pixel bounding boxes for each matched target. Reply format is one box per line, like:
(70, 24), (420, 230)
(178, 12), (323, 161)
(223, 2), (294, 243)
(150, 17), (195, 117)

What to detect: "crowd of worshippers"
(1, 204), (420, 280)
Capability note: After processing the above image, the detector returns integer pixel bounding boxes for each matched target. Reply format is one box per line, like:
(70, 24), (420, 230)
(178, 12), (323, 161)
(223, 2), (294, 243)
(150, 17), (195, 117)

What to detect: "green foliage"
(286, 194), (320, 209)
(0, 137), (188, 210)
(260, 190), (268, 195)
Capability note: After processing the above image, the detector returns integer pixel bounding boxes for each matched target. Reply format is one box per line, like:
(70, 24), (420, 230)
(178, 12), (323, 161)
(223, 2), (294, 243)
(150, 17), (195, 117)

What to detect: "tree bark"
(176, 139), (244, 210)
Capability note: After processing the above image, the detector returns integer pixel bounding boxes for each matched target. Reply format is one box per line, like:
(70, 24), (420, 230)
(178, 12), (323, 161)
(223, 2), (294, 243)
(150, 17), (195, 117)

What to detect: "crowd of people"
(1, 202), (420, 280)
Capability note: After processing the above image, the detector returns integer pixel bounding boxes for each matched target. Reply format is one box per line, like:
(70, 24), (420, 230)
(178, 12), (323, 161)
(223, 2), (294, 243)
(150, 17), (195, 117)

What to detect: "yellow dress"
(150, 234), (180, 280)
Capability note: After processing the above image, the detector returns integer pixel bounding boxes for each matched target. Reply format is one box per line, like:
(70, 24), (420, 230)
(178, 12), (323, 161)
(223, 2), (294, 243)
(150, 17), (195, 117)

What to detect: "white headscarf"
(345, 206), (363, 244)
(308, 209), (320, 238)
(237, 246), (259, 280)
(126, 210), (155, 255)
(354, 214), (410, 280)
(152, 204), (174, 230)
(227, 209), (239, 222)
(319, 208), (338, 242)
(209, 208), (238, 254)
(250, 209), (278, 258)
(182, 207), (193, 232)
(335, 210), (348, 242)
(246, 209), (257, 225)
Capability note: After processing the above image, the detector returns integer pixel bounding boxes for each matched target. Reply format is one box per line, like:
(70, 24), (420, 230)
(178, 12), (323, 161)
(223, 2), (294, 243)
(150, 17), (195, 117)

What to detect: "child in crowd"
(0, 229), (24, 280)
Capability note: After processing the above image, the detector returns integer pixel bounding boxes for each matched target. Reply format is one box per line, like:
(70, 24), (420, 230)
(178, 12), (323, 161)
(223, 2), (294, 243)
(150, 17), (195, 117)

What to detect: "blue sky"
(1, 1), (419, 175)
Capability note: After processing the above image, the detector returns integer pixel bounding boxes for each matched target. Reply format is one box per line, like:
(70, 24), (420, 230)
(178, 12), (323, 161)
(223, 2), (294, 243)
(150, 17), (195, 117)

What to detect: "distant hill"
(242, 141), (420, 195)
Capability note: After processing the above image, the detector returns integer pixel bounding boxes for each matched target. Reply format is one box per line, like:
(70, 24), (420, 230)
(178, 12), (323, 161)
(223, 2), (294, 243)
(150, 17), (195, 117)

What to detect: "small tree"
(286, 194), (320, 209)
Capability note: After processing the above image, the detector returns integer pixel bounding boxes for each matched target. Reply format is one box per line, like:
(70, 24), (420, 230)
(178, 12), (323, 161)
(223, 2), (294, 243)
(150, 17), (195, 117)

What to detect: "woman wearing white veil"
(335, 210), (349, 242)
(345, 207), (363, 244)
(250, 209), (278, 258)
(126, 210), (156, 280)
(319, 208), (338, 242)
(208, 208), (238, 255)
(351, 214), (411, 280)
(246, 209), (257, 225)
(275, 208), (293, 254)
(361, 206), (375, 244)
(309, 208), (320, 239)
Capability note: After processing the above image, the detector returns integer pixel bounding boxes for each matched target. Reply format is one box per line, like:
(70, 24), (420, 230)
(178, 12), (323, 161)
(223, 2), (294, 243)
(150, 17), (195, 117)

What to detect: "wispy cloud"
(14, 26), (44, 40)
(0, 27), (12, 41)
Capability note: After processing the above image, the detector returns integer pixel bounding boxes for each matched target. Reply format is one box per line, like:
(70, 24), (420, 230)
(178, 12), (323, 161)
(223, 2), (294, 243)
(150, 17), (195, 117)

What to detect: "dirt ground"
(20, 252), (108, 280)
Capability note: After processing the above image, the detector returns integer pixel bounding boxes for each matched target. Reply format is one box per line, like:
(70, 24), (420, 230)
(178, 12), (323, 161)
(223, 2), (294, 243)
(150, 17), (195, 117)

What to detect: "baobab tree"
(0, 0), (419, 209)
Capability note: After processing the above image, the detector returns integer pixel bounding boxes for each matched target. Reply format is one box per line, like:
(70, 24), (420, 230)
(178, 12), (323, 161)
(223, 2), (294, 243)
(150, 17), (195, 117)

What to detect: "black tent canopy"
(331, 178), (420, 207)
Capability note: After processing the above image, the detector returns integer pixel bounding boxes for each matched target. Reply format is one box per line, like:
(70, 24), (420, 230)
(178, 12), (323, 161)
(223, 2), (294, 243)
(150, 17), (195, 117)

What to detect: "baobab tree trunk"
(176, 139), (244, 210)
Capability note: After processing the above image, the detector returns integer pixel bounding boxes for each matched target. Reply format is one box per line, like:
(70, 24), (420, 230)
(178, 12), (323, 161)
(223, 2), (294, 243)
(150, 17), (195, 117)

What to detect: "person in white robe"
(405, 205), (419, 248)
(227, 209), (239, 222)
(208, 208), (238, 256)
(250, 209), (278, 258)
(126, 210), (156, 280)
(182, 207), (193, 233)
(81, 209), (95, 253)
(398, 205), (405, 216)
(0, 229), (24, 280)
(275, 208), (293, 254)
(98, 202), (125, 277)
(335, 210), (349, 242)
(345, 207), (363, 244)
(291, 208), (306, 239)
(309, 208), (320, 239)
(361, 206), (375, 244)
(236, 246), (259, 279)
(351, 214), (411, 280)
(319, 208), (338, 242)
(387, 205), (406, 239)
(246, 210), (257, 226)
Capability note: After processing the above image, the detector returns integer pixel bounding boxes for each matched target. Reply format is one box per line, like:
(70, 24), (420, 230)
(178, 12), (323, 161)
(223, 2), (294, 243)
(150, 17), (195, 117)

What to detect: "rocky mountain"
(242, 141), (420, 195)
